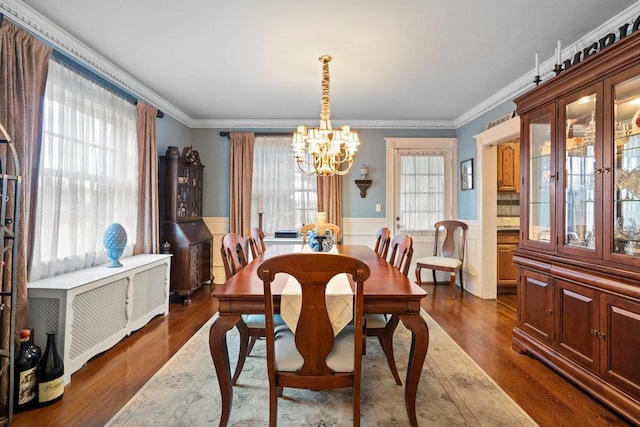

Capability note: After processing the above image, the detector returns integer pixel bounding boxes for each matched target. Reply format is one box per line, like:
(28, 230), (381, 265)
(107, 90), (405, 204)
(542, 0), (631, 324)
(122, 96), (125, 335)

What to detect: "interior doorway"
(474, 117), (520, 302)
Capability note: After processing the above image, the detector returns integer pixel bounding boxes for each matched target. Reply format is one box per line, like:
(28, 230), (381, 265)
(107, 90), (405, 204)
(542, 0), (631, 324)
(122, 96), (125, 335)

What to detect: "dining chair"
(365, 232), (413, 386)
(301, 222), (340, 244)
(374, 227), (391, 259)
(221, 232), (283, 385)
(414, 220), (468, 299)
(248, 227), (266, 259)
(258, 253), (370, 427)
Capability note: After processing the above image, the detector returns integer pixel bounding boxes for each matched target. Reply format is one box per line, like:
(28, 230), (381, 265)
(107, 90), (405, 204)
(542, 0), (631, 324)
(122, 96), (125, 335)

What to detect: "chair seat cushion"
(365, 314), (388, 329)
(415, 256), (462, 269)
(274, 324), (354, 373)
(242, 314), (285, 328)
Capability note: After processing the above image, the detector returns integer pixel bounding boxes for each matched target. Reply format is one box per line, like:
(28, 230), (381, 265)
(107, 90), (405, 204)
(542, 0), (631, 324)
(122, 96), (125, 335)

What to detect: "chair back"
(433, 220), (468, 262)
(301, 222), (340, 243)
(258, 252), (369, 379)
(248, 227), (266, 259)
(388, 233), (413, 277)
(374, 227), (391, 259)
(220, 232), (248, 280)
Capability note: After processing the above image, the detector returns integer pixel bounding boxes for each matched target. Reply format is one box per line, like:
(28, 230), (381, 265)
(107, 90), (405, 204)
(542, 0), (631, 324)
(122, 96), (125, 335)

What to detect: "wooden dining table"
(209, 244), (429, 426)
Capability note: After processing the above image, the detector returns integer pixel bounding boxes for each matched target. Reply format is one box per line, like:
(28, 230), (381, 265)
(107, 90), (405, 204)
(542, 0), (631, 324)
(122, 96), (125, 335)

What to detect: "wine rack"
(0, 123), (21, 424)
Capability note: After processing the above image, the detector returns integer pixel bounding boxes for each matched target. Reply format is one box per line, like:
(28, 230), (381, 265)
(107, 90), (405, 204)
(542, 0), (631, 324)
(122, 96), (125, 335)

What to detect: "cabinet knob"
(545, 308), (552, 315)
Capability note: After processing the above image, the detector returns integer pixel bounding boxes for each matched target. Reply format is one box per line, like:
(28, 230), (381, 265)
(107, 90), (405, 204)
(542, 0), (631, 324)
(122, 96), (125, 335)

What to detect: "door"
(518, 268), (554, 346)
(554, 279), (599, 372)
(497, 141), (520, 192)
(599, 293), (640, 401)
(385, 138), (457, 275)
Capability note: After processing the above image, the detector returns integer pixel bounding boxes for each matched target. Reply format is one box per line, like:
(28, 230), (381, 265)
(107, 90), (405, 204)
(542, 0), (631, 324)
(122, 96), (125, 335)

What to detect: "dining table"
(209, 244), (429, 427)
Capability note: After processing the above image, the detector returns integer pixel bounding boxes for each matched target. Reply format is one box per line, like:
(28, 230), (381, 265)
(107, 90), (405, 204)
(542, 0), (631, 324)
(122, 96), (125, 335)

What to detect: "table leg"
(231, 317), (249, 385)
(209, 314), (241, 427)
(399, 313), (429, 427)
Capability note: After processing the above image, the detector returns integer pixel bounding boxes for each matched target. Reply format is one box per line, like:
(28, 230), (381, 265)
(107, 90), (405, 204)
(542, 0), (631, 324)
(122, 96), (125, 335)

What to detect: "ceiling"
(5, 0), (640, 128)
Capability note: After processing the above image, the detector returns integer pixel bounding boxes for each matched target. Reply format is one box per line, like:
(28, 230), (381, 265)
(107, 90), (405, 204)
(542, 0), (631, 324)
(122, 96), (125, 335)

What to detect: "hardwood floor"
(13, 282), (632, 426)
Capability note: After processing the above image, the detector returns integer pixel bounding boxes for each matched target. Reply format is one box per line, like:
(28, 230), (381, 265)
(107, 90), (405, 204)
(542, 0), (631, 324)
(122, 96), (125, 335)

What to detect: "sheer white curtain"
(30, 60), (138, 281)
(252, 135), (317, 233)
(400, 151), (447, 236)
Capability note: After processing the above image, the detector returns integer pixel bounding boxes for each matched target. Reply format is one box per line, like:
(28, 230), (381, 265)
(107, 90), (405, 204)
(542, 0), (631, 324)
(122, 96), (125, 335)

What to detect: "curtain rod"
(49, 52), (164, 119)
(219, 131), (293, 138)
(134, 101), (164, 118)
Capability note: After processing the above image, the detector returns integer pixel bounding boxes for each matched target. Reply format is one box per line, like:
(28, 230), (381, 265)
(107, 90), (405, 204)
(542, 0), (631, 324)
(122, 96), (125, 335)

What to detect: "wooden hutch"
(159, 146), (212, 305)
(513, 29), (640, 424)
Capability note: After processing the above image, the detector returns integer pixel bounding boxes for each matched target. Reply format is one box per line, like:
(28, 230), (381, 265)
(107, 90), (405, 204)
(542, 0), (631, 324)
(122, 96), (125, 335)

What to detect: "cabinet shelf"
(514, 30), (640, 424)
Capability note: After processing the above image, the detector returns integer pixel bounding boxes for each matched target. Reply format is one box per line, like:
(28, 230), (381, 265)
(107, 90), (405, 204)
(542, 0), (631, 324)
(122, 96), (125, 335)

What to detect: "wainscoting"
(203, 218), (482, 298)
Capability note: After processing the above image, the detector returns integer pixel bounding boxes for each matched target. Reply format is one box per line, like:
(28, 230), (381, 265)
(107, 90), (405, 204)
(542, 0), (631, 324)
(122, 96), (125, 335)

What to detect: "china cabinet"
(497, 140), (520, 192)
(513, 31), (640, 424)
(159, 146), (212, 305)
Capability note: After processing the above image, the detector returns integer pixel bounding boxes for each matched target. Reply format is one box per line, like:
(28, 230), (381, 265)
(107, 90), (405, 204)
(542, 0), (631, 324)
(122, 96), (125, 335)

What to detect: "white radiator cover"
(27, 254), (171, 385)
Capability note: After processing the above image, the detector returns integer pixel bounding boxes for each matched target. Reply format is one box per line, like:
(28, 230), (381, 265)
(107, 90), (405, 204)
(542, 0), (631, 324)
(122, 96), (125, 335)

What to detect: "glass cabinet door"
(177, 165), (191, 218)
(611, 74), (640, 258)
(191, 167), (203, 218)
(561, 91), (598, 255)
(525, 105), (555, 248)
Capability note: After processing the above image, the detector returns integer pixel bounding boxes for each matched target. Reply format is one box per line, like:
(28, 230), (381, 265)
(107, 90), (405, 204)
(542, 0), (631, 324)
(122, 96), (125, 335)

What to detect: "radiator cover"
(28, 254), (171, 385)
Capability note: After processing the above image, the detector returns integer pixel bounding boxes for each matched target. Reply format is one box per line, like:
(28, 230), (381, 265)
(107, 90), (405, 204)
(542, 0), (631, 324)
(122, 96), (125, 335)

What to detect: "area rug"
(107, 310), (537, 426)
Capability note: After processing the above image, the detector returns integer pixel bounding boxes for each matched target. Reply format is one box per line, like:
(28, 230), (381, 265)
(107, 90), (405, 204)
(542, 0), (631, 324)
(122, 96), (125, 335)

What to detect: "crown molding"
(454, 2), (640, 128)
(0, 0), (193, 127)
(190, 118), (455, 130)
(3, 0), (640, 130)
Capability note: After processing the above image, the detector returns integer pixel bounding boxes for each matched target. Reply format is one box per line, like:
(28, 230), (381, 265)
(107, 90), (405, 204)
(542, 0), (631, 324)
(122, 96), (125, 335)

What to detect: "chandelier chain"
(320, 56), (331, 122)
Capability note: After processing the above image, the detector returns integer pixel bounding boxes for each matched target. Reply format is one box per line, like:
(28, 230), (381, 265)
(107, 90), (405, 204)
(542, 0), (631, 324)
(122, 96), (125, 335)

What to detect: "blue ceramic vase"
(307, 230), (334, 252)
(103, 223), (128, 267)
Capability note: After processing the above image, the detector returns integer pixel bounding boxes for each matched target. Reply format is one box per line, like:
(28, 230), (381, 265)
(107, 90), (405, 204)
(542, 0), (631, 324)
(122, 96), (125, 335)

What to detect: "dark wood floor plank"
(13, 282), (632, 426)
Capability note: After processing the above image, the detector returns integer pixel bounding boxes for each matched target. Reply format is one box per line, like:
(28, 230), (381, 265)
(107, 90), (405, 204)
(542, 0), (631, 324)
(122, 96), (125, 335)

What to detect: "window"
(400, 152), (447, 235)
(386, 138), (457, 239)
(30, 59), (138, 281)
(251, 135), (317, 233)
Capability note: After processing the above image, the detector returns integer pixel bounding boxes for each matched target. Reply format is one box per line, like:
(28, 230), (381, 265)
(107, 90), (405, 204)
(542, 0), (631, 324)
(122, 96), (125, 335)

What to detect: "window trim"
(384, 137), (458, 233)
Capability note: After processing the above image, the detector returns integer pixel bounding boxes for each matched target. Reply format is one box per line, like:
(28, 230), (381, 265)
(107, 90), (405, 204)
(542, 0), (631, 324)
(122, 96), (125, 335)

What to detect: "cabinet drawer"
(497, 232), (519, 244)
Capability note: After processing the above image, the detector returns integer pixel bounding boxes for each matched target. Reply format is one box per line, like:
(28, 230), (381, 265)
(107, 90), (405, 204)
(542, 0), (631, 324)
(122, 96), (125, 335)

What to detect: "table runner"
(280, 245), (353, 336)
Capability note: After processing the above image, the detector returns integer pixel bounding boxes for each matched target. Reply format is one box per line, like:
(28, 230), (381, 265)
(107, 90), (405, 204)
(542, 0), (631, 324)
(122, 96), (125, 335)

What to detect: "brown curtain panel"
(0, 17), (52, 404)
(0, 18), (51, 327)
(317, 175), (343, 243)
(135, 101), (159, 254)
(229, 132), (254, 237)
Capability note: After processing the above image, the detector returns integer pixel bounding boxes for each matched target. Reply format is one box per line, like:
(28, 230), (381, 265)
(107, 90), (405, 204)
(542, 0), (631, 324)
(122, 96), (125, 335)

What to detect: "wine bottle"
(28, 328), (42, 362)
(15, 329), (38, 412)
(38, 331), (64, 406)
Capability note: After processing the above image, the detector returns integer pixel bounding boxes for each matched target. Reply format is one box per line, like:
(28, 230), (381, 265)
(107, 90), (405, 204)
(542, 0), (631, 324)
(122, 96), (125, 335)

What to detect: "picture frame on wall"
(461, 158), (473, 191)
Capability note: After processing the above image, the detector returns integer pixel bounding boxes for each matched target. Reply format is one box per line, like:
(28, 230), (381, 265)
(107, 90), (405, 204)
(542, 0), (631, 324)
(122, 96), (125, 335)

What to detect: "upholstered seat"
(415, 220), (468, 299)
(364, 232), (413, 386)
(273, 324), (356, 373)
(221, 232), (284, 385)
(258, 253), (370, 426)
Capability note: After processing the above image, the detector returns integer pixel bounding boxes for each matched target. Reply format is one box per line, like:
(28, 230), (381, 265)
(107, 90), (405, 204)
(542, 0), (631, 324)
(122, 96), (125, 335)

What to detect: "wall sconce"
(355, 164), (372, 198)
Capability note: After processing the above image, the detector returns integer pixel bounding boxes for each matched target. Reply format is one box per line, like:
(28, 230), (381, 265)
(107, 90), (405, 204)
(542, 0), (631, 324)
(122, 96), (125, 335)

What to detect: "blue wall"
(454, 99), (518, 220)
(186, 127), (456, 219)
(157, 105), (536, 223)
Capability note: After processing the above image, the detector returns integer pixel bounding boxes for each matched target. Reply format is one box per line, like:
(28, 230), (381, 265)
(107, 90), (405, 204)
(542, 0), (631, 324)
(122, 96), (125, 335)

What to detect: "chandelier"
(292, 55), (360, 176)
